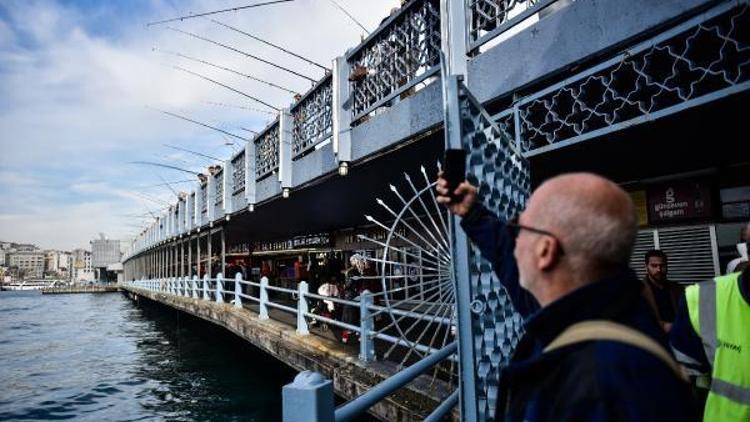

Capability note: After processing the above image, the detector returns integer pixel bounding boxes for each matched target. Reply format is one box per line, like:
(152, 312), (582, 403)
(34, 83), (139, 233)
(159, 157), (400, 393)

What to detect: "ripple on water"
(0, 291), (296, 421)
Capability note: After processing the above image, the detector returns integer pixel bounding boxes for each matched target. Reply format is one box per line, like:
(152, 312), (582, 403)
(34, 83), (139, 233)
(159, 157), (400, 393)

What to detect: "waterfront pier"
(41, 285), (119, 294)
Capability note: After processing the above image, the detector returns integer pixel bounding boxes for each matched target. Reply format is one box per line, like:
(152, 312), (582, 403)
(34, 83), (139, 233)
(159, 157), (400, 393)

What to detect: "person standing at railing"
(340, 255), (366, 344)
(436, 172), (698, 421)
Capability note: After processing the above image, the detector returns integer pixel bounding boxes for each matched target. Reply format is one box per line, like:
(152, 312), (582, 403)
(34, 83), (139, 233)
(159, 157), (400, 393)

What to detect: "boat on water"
(1, 280), (67, 291)
(1, 284), (47, 291)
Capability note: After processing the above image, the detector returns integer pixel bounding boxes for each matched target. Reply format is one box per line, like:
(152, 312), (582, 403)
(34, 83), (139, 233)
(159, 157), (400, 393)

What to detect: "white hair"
(540, 188), (637, 276)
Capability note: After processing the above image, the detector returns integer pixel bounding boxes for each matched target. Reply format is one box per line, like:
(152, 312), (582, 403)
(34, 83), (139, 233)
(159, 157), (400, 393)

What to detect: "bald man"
(437, 172), (697, 421)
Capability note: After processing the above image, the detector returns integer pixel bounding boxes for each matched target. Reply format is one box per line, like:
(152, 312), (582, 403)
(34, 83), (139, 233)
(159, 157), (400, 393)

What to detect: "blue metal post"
(297, 281), (309, 335)
(203, 274), (209, 300)
(359, 290), (375, 363)
(259, 276), (269, 320)
(192, 275), (198, 299)
(234, 273), (243, 308)
(216, 273), (224, 304)
(282, 371), (334, 422)
(442, 73), (479, 421)
(183, 277), (189, 297)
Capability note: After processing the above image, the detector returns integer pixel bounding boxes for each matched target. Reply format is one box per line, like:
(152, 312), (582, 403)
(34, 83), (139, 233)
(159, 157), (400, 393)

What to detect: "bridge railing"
(127, 274), (458, 420)
(347, 0), (442, 124)
(466, 0), (565, 52)
(291, 74), (334, 160)
(127, 274), (458, 371)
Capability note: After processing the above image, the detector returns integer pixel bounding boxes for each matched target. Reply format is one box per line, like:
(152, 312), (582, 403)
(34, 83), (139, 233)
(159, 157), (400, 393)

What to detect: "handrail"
(126, 272), (463, 421)
(334, 341), (457, 422)
(125, 276), (456, 368)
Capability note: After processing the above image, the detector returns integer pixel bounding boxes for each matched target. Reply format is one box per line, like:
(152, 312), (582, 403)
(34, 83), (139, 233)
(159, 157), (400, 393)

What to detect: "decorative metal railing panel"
(188, 193), (195, 225)
(255, 121), (280, 180)
(510, 2), (750, 156)
(467, 0), (560, 51)
(200, 185), (208, 214)
(292, 75), (333, 159)
(348, 0), (441, 122)
(358, 164), (460, 388)
(459, 81), (530, 420)
(215, 170), (224, 207)
(231, 152), (246, 193)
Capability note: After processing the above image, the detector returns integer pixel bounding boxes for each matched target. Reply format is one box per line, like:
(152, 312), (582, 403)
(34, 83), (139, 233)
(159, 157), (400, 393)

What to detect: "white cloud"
(0, 0), (400, 250)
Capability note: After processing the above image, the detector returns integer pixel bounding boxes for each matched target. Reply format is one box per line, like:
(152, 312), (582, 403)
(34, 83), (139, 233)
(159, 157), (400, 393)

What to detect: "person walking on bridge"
(436, 172), (697, 421)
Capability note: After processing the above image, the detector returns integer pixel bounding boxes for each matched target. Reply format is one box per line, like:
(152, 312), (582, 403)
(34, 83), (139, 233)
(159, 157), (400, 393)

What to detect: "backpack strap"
(543, 320), (687, 382)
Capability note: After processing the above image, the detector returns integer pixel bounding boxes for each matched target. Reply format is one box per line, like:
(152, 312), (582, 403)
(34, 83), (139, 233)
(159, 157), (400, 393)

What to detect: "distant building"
(44, 250), (70, 278)
(91, 234), (121, 282)
(14, 244), (39, 252)
(7, 251), (46, 279)
(70, 249), (94, 282)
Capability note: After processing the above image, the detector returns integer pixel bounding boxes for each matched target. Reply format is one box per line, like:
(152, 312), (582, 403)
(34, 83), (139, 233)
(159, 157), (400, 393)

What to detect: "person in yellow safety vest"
(670, 265), (750, 421)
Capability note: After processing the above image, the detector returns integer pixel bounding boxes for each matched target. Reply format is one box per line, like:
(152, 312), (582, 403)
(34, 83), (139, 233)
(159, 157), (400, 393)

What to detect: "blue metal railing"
(125, 275), (458, 361)
(125, 274), (459, 419)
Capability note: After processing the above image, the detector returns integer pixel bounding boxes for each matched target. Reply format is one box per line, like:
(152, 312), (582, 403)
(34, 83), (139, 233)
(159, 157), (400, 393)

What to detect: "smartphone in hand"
(444, 148), (466, 203)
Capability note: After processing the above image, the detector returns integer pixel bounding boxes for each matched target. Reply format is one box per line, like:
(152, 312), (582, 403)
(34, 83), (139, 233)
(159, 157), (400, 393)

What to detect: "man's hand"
(436, 172), (478, 217)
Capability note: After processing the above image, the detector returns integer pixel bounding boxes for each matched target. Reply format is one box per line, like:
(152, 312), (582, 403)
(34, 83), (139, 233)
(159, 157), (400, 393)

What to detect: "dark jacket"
(641, 276), (684, 324)
(461, 204), (697, 421)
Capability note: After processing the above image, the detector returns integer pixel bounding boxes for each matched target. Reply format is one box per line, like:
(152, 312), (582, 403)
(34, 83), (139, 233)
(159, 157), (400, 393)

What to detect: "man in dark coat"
(641, 249), (683, 332)
(436, 172), (697, 421)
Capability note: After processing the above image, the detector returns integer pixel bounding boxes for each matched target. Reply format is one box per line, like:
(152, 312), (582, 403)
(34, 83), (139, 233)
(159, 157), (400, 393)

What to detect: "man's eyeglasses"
(506, 216), (565, 255)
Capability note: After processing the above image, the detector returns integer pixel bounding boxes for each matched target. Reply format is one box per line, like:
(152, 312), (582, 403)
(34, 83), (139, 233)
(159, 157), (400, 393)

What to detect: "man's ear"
(535, 237), (561, 271)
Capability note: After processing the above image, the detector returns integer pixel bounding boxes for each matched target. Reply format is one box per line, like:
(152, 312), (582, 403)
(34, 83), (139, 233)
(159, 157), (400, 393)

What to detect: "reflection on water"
(0, 291), (296, 421)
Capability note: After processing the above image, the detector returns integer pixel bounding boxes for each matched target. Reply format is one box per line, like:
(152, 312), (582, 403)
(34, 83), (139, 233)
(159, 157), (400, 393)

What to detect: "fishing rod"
(157, 173), (181, 197)
(327, 0), (370, 35)
(202, 100), (276, 115)
(167, 26), (318, 83)
(155, 48), (299, 95)
(147, 106), (251, 142)
(135, 180), (195, 189)
(146, 0), (293, 27)
(219, 134), (242, 152)
(209, 18), (329, 72)
(130, 160), (201, 176)
(163, 144), (223, 162)
(130, 190), (171, 206)
(172, 65), (280, 111)
(153, 153), (194, 166)
(240, 127), (260, 135)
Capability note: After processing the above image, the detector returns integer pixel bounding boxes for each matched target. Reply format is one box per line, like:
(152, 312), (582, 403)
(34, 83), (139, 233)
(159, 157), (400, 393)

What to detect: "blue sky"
(0, 0), (397, 250)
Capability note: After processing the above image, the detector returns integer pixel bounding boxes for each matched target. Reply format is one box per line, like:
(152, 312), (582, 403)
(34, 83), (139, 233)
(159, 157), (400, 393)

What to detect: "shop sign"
(628, 190), (648, 227)
(343, 227), (407, 245)
(228, 243), (251, 254)
(647, 180), (713, 223)
(253, 233), (331, 252)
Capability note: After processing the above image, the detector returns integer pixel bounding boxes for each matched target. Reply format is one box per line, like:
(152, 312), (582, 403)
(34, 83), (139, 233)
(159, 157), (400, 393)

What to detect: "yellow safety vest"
(685, 272), (750, 421)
